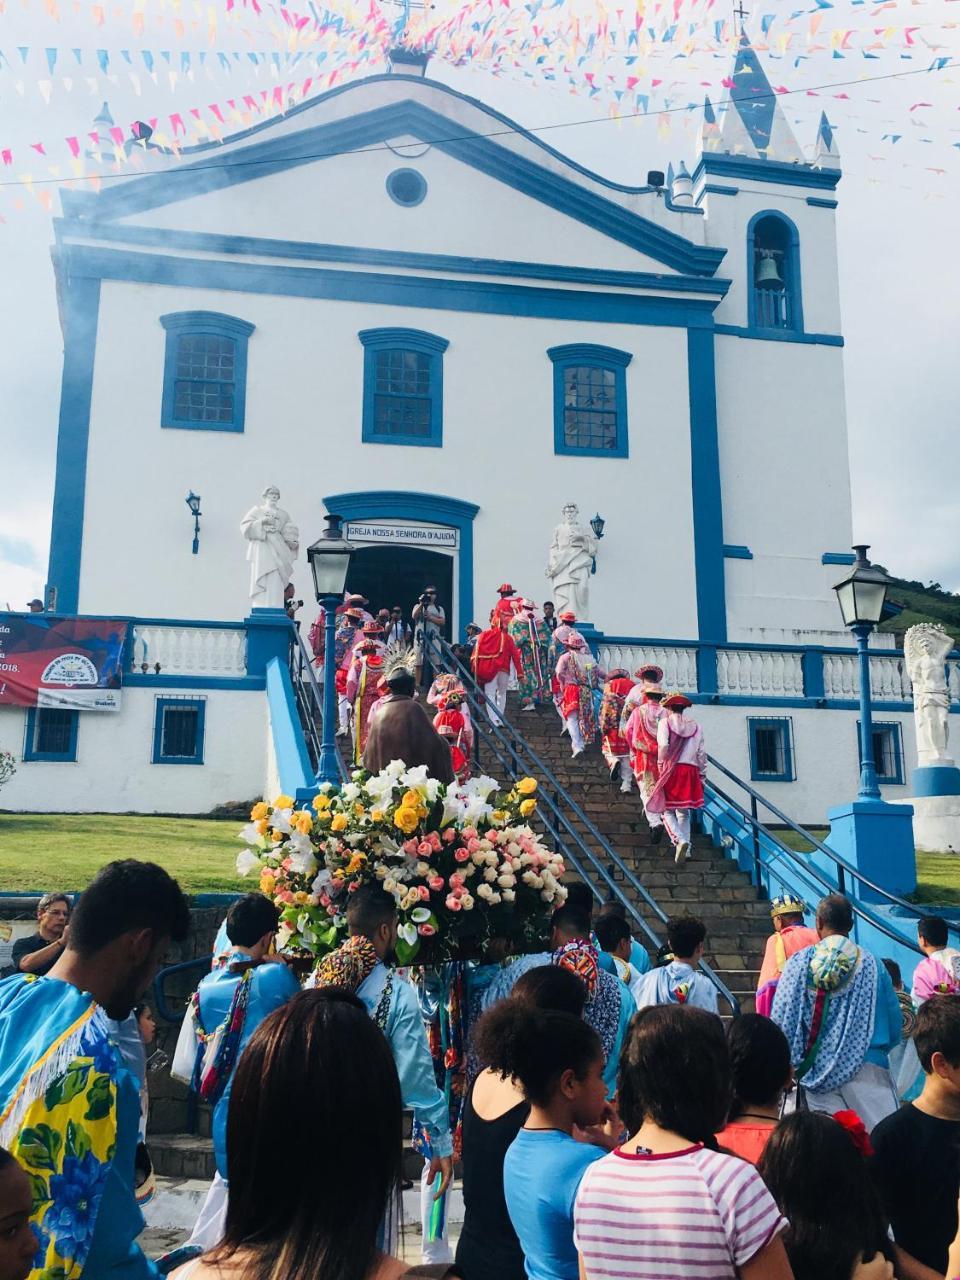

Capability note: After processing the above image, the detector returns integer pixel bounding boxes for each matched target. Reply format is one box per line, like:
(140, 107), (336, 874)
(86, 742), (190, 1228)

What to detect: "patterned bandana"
(808, 935), (860, 994)
(553, 941), (600, 998)
(314, 935), (379, 993)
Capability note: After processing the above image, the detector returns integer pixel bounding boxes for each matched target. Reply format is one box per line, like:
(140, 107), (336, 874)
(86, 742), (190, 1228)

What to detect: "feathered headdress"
(383, 644), (417, 684)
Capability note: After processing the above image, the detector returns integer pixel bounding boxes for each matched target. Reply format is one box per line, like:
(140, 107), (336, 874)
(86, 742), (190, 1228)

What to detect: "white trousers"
(419, 1159), (453, 1265)
(337, 692), (351, 732)
(637, 774), (663, 828)
(187, 1171), (228, 1252)
(803, 1061), (899, 1133)
(565, 714), (584, 754)
(483, 671), (510, 726)
(662, 809), (691, 847)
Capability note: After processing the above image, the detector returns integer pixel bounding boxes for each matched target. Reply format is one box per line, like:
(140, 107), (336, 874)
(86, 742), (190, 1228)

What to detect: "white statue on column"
(240, 485), (299, 609)
(905, 623), (954, 766)
(545, 503), (599, 619)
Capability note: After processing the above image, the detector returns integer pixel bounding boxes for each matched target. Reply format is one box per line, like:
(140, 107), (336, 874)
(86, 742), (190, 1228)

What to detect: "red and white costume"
(433, 696), (474, 781)
(548, 613), (582, 729)
(492, 583), (518, 626)
(646, 694), (706, 859)
(346, 645), (385, 763)
(624, 694), (665, 825)
(555, 634), (605, 757)
(599, 670), (636, 790)
(472, 620), (522, 726)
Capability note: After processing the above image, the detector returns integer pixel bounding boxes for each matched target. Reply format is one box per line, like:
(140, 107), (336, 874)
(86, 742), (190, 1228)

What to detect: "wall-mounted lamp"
(185, 491), (202, 555)
(590, 512), (605, 574)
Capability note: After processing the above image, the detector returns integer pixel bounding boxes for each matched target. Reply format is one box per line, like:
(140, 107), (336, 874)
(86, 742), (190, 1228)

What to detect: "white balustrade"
(870, 654), (911, 702)
(596, 643), (698, 693)
(824, 651), (910, 702)
(948, 661), (960, 706)
(130, 625), (247, 677)
(823, 652), (858, 700)
(716, 649), (804, 698)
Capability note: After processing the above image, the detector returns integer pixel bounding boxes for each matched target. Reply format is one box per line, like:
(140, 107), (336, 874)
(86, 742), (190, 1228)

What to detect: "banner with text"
(0, 615), (127, 710)
(345, 522), (458, 549)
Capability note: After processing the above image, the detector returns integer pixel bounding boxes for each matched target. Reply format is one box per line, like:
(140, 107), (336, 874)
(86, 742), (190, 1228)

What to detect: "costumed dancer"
(755, 894), (819, 1017)
(346, 632), (387, 764)
(433, 689), (473, 781)
(508, 598), (550, 712)
(471, 614), (523, 728)
(548, 610), (582, 731)
(334, 607), (364, 737)
(362, 650), (455, 783)
(427, 671), (464, 709)
(623, 680), (666, 841)
(554, 633), (605, 758)
(619, 663), (665, 733)
(492, 582), (518, 625)
(598, 668), (636, 790)
(645, 692), (706, 863)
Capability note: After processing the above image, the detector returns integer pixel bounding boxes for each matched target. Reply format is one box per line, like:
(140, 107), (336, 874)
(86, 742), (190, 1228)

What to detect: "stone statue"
(240, 485), (299, 609)
(545, 503), (599, 620)
(904, 623), (954, 766)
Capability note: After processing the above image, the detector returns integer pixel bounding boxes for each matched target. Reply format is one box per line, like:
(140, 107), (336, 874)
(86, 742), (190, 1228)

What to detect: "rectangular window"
(173, 333), (236, 425)
(562, 365), (619, 451)
(748, 717), (795, 782)
(24, 708), (78, 762)
(152, 697), (206, 765)
(859, 721), (904, 785)
(374, 349), (432, 438)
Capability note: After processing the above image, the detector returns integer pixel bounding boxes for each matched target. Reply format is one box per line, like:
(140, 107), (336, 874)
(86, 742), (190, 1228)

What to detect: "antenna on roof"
(733, 0), (749, 35)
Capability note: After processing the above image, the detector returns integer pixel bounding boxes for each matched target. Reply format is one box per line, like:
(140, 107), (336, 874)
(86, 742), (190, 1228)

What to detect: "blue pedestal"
(912, 765), (960, 797)
(244, 608), (293, 678)
(825, 798), (916, 904)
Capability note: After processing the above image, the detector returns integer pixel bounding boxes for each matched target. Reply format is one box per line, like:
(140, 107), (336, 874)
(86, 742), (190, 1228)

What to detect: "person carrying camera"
(412, 587), (445, 687)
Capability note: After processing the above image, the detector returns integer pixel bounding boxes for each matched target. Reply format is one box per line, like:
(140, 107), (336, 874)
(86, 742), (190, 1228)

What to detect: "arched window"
(358, 328), (449, 448)
(160, 311), (255, 432)
(747, 213), (803, 333)
(547, 344), (632, 458)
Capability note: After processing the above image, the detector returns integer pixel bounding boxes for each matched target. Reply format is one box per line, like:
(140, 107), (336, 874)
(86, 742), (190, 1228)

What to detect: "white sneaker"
(571, 747), (584, 758)
(675, 841), (690, 863)
(620, 781), (632, 793)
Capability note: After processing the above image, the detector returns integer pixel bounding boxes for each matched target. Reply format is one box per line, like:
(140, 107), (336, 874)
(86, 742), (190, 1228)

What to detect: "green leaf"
(44, 1062), (90, 1111)
(395, 934), (421, 966)
(18, 1125), (62, 1173)
(64, 1120), (91, 1161)
(38, 1267), (69, 1280)
(27, 1171), (49, 1210)
(83, 1073), (112, 1122)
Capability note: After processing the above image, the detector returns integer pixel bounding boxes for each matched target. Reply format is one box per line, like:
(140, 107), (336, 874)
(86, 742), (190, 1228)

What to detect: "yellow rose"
(394, 806), (419, 835)
(402, 789), (422, 809)
(273, 794), (294, 810)
(293, 812), (313, 834)
(294, 891), (309, 905)
(491, 810), (507, 823)
(354, 802), (366, 817)
(255, 818), (268, 836)
(259, 871), (276, 895)
(519, 798), (537, 817)
(370, 809), (385, 823)
(270, 829), (285, 844)
(251, 801), (269, 821)
(313, 793), (332, 810)
(345, 852), (367, 875)
(331, 813), (349, 832)
(315, 811), (331, 824)
(517, 778), (538, 796)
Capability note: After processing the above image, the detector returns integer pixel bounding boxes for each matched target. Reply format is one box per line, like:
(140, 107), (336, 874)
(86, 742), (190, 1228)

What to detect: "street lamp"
(306, 514), (355, 787)
(833, 544), (891, 801)
(589, 513), (605, 574)
(185, 492), (202, 555)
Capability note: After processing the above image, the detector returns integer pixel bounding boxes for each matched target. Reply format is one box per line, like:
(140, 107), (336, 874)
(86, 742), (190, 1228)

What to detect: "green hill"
(877, 573), (960, 646)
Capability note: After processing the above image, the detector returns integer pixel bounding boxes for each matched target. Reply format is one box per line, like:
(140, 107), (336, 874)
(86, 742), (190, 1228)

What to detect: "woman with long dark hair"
(716, 1013), (793, 1163)
(171, 988), (405, 1280)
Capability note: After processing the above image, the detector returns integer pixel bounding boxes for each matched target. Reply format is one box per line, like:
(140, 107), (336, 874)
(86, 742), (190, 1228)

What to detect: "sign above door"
(344, 522), (459, 550)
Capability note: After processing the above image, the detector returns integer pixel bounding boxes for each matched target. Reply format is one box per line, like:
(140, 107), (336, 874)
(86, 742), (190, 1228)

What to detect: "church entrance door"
(344, 546), (453, 640)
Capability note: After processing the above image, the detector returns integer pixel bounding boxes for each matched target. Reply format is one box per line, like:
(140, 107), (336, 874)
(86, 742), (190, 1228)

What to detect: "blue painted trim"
(358, 327), (448, 449)
(59, 246), (721, 330)
(244, 609), (295, 680)
(822, 551), (856, 565)
(807, 197), (839, 209)
(715, 324), (843, 347)
(723, 544), (753, 560)
(45, 272), (100, 616)
(159, 311), (254, 433)
(126, 674), (264, 690)
(912, 765), (960, 797)
(385, 167), (427, 208)
(323, 490), (478, 639)
(64, 97), (725, 278)
(151, 696), (206, 765)
(691, 153), (841, 191)
(802, 649), (825, 700)
(687, 328), (727, 645)
(747, 210), (804, 335)
(861, 720), (905, 785)
(23, 707), (79, 763)
(547, 344), (631, 459)
(747, 715), (795, 782)
(265, 654), (315, 799)
(701, 184), (740, 196)
(697, 644), (719, 697)
(56, 220), (732, 297)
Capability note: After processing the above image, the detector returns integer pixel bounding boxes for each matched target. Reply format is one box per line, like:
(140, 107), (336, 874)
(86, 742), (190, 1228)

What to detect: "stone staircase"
(492, 697), (769, 1012)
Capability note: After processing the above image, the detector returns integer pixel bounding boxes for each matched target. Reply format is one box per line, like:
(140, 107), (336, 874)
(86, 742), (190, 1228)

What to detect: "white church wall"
(76, 280), (699, 638)
(0, 688), (264, 814)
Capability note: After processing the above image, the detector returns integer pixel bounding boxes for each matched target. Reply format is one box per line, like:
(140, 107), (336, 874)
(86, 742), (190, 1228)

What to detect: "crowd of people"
(1, 853), (959, 1280)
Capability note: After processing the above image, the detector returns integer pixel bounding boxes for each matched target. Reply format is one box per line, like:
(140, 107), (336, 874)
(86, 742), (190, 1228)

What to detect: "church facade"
(2, 42), (948, 820)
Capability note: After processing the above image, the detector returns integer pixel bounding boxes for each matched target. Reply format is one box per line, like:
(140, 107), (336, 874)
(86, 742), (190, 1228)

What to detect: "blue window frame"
(359, 328), (448, 448)
(160, 311), (255, 432)
(859, 720), (904, 785)
(152, 697), (206, 765)
(24, 707), (79, 762)
(748, 717), (795, 782)
(747, 212), (803, 333)
(547, 344), (631, 458)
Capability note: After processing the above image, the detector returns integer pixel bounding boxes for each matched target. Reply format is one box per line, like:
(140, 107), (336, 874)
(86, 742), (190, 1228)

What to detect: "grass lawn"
(0, 814), (243, 894)
(772, 826), (960, 906)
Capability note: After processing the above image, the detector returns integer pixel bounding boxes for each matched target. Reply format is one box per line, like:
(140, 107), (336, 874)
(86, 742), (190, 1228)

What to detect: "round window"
(386, 168), (427, 207)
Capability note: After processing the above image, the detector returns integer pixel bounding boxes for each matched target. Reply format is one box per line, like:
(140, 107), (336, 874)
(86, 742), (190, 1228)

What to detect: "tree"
(0, 750), (15, 792)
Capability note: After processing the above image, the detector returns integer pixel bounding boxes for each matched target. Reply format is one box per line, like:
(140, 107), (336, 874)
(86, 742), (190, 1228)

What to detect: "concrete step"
(150, 1134), (217, 1182)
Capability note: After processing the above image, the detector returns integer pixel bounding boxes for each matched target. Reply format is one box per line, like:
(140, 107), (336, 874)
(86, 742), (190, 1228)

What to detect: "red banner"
(0, 615), (126, 710)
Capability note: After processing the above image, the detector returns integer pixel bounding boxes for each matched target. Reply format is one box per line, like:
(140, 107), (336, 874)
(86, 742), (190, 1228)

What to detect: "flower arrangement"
(236, 762), (567, 964)
(0, 749), (15, 792)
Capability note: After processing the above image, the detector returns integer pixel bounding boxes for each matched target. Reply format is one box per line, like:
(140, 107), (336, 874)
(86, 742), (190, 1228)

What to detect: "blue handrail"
(152, 954), (210, 1023)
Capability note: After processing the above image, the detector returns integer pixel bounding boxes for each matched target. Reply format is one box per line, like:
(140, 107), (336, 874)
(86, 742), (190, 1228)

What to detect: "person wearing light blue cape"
(0, 859), (190, 1280)
(313, 885), (453, 1261)
(771, 892), (902, 1132)
(633, 915), (719, 1014)
(185, 894), (300, 1253)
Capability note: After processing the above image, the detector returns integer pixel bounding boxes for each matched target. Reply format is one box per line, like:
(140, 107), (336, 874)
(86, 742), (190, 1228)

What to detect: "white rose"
(522, 871), (537, 886)
(416, 861), (430, 876)
(236, 848), (262, 877)
(488, 891), (502, 904)
(497, 874), (516, 889)
(483, 866), (498, 883)
(502, 888), (516, 903)
(471, 851), (486, 866)
(485, 852), (499, 867)
(541, 889), (555, 903)
(477, 883), (493, 900)
(461, 894), (475, 910)
(340, 782), (361, 804)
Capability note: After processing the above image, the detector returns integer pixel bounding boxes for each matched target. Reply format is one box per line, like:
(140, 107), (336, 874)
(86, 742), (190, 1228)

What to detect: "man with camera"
(412, 586), (445, 687)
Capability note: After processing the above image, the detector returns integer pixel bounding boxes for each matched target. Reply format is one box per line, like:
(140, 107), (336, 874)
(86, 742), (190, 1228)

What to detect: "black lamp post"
(589, 512), (605, 574)
(185, 492), (202, 555)
(833, 544), (891, 801)
(306, 514), (355, 787)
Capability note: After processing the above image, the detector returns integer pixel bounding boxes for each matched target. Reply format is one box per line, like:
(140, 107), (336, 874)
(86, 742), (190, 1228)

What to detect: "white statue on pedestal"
(240, 485), (299, 609)
(545, 503), (599, 620)
(905, 623), (954, 766)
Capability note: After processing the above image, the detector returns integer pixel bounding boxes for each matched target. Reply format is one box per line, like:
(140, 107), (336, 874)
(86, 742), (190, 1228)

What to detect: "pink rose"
(462, 826), (479, 841)
(320, 893), (330, 907)
(449, 872), (466, 890)
(428, 876), (445, 892)
(418, 923), (437, 937)
(454, 848), (470, 863)
(418, 840), (433, 857)
(445, 895), (462, 912)
(281, 857), (292, 871)
(442, 829), (457, 844)
(347, 880), (360, 893)
(428, 831), (442, 852)
(467, 838), (481, 854)
(280, 891), (295, 903)
(403, 839), (419, 856)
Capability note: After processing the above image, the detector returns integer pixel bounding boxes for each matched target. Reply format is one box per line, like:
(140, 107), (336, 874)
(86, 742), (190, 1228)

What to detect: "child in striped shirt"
(574, 1005), (792, 1280)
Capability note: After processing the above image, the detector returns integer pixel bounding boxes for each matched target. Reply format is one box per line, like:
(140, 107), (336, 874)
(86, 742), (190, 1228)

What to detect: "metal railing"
(289, 630), (349, 781)
(427, 636), (742, 1016)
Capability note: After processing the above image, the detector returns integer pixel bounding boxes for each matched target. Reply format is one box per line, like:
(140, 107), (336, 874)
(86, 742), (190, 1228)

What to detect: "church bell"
(755, 251), (785, 290)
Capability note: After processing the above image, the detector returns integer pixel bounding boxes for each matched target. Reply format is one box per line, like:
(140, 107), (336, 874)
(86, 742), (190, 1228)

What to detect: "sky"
(1, 0), (958, 610)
